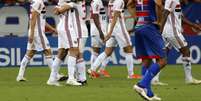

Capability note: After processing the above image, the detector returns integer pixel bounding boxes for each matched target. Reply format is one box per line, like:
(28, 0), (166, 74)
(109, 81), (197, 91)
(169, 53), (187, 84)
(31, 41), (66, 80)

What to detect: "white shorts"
(27, 32), (51, 51)
(162, 32), (188, 51)
(58, 30), (79, 49)
(90, 23), (106, 48)
(79, 37), (87, 53)
(106, 23), (132, 48)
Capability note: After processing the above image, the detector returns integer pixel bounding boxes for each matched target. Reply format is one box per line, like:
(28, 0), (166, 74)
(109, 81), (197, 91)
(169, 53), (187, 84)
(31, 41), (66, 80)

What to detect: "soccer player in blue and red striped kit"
(127, 0), (166, 100)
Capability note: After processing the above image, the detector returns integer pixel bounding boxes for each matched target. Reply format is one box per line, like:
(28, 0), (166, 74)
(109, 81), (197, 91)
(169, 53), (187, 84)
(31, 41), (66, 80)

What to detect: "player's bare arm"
(45, 22), (58, 35)
(29, 10), (39, 43)
(160, 9), (170, 32)
(182, 16), (201, 31)
(154, 0), (163, 26)
(53, 3), (74, 15)
(92, 13), (104, 41)
(104, 11), (120, 42)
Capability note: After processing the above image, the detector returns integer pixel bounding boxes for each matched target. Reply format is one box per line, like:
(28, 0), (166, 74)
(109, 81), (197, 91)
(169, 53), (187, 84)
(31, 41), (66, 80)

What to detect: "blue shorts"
(135, 24), (166, 59)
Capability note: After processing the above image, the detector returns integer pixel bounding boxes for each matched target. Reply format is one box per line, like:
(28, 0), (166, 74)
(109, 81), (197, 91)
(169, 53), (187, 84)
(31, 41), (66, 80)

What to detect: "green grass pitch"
(0, 65), (201, 101)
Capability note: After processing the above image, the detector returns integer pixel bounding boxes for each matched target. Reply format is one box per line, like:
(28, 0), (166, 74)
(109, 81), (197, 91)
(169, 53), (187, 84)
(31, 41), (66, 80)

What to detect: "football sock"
(139, 63), (160, 88)
(45, 56), (53, 70)
(92, 52), (107, 71)
(50, 57), (62, 80)
(182, 57), (193, 81)
(18, 55), (30, 77)
(100, 57), (110, 69)
(76, 58), (86, 81)
(67, 56), (77, 80)
(90, 52), (98, 68)
(125, 53), (134, 76)
(152, 72), (160, 82)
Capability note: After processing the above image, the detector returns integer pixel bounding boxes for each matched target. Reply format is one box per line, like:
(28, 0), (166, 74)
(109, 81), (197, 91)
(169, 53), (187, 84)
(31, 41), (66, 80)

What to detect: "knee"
(104, 48), (114, 56)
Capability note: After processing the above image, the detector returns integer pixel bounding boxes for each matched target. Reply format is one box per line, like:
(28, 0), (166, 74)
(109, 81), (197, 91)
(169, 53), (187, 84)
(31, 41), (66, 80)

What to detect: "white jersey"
(56, 1), (79, 48)
(163, 0), (182, 37)
(162, 0), (187, 50)
(27, 0), (50, 51)
(106, 0), (132, 48)
(74, 1), (88, 38)
(90, 0), (107, 36)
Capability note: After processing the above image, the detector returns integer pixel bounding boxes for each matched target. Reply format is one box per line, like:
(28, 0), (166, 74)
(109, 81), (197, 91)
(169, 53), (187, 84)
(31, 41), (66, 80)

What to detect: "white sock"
(92, 52), (107, 71)
(17, 55), (30, 78)
(90, 52), (98, 68)
(49, 57), (62, 81)
(152, 72), (160, 82)
(76, 58), (86, 81)
(182, 57), (193, 82)
(67, 56), (77, 80)
(45, 56), (53, 70)
(125, 53), (134, 76)
(100, 57), (110, 70)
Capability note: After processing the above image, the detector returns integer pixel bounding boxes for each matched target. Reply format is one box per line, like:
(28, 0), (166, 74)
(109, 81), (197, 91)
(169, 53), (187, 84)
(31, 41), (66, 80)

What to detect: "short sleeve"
(113, 0), (124, 12)
(91, 0), (100, 14)
(165, 0), (177, 12)
(31, 0), (42, 13)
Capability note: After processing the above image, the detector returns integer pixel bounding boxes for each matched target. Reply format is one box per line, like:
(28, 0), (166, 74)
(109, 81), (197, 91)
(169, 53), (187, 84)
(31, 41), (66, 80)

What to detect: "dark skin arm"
(92, 13), (104, 41)
(160, 9), (171, 33)
(182, 16), (201, 31)
(154, 0), (163, 26)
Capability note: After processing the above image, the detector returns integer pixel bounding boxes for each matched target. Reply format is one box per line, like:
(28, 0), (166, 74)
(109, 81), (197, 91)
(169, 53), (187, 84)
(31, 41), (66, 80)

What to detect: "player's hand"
(99, 30), (105, 41)
(28, 36), (34, 43)
(104, 32), (112, 43)
(53, 7), (60, 15)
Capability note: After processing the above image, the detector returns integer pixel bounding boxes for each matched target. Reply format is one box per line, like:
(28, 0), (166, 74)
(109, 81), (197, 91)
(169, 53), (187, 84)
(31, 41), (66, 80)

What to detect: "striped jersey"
(163, 0), (182, 34)
(29, 0), (46, 35)
(135, 0), (157, 28)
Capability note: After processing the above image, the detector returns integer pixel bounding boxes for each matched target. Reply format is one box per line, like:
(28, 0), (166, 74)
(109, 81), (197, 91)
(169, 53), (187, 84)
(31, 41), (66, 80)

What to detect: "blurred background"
(0, 0), (201, 67)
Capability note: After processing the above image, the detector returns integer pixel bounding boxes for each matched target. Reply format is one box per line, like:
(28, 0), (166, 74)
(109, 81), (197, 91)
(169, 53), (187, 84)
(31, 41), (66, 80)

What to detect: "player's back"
(135, 0), (157, 28)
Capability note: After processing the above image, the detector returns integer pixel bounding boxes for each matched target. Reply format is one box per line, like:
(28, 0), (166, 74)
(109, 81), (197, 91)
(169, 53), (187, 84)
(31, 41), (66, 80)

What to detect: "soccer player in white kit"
(47, 0), (87, 86)
(89, 0), (112, 78)
(16, 0), (60, 82)
(89, 0), (136, 79)
(161, 0), (201, 84)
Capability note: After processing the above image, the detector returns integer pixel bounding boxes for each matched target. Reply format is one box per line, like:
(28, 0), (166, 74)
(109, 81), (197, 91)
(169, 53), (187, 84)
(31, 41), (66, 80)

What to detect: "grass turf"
(0, 65), (201, 101)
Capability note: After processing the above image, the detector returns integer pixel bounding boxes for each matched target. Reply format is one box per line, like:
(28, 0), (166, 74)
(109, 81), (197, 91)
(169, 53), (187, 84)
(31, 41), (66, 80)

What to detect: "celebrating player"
(89, 0), (111, 77)
(88, 0), (140, 79)
(161, 0), (201, 84)
(16, 0), (62, 82)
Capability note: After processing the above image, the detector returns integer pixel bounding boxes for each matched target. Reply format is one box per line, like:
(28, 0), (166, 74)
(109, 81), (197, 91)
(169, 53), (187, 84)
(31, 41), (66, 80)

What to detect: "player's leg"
(16, 50), (36, 81)
(76, 38), (87, 85)
(66, 47), (82, 86)
(180, 46), (201, 84)
(47, 48), (68, 86)
(133, 24), (167, 100)
(88, 38), (115, 78)
(43, 49), (53, 70)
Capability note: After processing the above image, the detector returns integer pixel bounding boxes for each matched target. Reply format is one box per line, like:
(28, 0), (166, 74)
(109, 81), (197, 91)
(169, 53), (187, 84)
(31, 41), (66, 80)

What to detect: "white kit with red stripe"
(105, 0), (132, 48)
(56, 1), (79, 49)
(90, 0), (108, 48)
(74, 0), (88, 38)
(27, 0), (51, 51)
(162, 0), (187, 51)
(90, 0), (108, 36)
